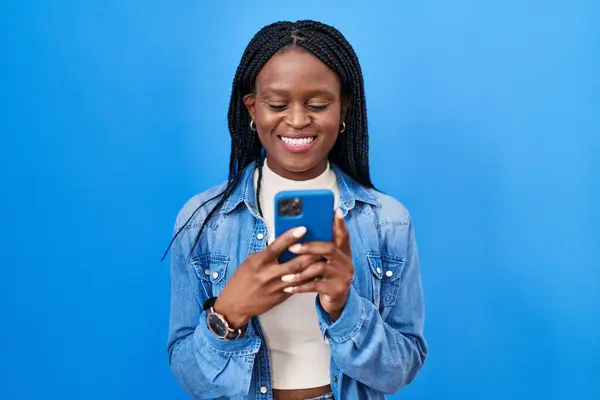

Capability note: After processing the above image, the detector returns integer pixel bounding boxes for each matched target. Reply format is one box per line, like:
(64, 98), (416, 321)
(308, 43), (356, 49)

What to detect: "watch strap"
(203, 296), (218, 311)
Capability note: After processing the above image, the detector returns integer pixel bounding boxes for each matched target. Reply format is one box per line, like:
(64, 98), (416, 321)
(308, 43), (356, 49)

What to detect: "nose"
(284, 104), (311, 130)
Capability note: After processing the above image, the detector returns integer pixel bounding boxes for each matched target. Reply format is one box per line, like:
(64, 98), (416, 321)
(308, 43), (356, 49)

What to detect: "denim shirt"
(167, 162), (427, 400)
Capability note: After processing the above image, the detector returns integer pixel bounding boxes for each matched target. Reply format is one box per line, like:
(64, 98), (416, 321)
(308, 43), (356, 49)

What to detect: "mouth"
(277, 135), (317, 153)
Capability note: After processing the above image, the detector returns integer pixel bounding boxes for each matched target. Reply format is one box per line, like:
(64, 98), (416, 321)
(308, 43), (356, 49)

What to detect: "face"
(243, 47), (349, 180)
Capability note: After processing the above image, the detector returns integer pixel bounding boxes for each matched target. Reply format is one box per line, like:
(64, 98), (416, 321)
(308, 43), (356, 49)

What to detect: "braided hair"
(163, 20), (372, 260)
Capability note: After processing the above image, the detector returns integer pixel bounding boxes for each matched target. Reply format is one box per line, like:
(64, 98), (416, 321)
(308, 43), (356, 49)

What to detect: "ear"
(243, 94), (257, 121)
(340, 96), (351, 122)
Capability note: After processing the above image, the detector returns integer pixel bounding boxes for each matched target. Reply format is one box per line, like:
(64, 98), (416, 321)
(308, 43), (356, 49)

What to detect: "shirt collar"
(220, 161), (379, 216)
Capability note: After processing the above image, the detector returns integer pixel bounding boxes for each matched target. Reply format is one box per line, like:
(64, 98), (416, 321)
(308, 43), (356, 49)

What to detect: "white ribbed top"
(254, 159), (339, 389)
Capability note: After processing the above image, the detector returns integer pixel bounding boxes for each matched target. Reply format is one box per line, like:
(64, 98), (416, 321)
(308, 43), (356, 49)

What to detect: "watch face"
(207, 313), (228, 338)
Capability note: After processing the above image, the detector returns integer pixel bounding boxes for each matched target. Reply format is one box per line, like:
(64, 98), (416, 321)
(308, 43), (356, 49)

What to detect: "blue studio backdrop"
(1, 1), (598, 399)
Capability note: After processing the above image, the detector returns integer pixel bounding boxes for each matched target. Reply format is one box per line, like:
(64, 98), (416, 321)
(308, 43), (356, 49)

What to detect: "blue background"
(1, 1), (598, 399)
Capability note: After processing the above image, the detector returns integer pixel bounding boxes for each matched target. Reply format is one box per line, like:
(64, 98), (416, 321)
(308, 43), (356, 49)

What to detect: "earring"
(249, 120), (257, 131)
(339, 122), (346, 133)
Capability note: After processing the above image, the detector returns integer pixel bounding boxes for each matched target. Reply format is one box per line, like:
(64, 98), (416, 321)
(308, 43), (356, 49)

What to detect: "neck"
(265, 158), (329, 181)
(254, 156), (339, 227)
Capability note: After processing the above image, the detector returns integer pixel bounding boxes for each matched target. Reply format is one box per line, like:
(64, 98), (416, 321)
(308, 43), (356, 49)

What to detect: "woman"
(166, 20), (427, 400)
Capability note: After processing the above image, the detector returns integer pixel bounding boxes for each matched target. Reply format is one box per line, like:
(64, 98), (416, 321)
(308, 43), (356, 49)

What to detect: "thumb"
(333, 209), (351, 254)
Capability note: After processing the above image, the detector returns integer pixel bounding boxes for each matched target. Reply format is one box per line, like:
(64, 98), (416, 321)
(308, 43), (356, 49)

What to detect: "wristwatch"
(203, 297), (246, 340)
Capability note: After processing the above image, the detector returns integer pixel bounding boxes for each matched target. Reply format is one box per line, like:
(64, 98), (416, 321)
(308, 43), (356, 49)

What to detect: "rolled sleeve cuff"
(197, 312), (262, 356)
(316, 286), (365, 343)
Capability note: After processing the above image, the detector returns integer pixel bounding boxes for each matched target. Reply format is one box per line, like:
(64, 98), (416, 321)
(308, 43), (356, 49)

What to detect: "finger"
(280, 261), (328, 284)
(287, 241), (341, 259)
(283, 280), (323, 294)
(333, 209), (351, 255)
(284, 273), (353, 294)
(261, 226), (306, 262)
(277, 254), (322, 277)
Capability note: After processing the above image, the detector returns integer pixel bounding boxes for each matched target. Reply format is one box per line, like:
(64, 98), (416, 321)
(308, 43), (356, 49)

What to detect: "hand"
(281, 210), (354, 320)
(213, 226), (322, 328)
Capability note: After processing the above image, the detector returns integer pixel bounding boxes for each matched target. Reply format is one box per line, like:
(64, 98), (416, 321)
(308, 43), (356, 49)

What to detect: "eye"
(307, 104), (329, 111)
(267, 103), (287, 112)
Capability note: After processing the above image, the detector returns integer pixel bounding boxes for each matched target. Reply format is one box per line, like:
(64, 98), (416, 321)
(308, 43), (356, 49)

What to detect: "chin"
(279, 156), (321, 171)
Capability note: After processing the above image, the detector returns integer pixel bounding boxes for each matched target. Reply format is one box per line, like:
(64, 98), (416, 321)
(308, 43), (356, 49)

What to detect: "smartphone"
(274, 189), (334, 263)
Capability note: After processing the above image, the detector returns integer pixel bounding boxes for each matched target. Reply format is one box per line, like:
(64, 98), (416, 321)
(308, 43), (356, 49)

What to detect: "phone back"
(274, 189), (334, 263)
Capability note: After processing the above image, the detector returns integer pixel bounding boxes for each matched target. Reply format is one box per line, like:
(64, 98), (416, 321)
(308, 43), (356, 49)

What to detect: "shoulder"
(367, 189), (412, 227)
(332, 164), (411, 226)
(363, 190), (416, 258)
(175, 181), (228, 230)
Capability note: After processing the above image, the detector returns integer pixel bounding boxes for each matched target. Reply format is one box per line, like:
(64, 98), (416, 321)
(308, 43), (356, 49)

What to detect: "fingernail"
(289, 243), (302, 253)
(283, 287), (295, 293)
(336, 209), (344, 218)
(281, 274), (296, 282)
(292, 226), (307, 238)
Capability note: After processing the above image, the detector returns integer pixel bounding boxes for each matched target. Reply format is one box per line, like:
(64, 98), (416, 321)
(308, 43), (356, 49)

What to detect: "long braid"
(163, 20), (372, 260)
(293, 20), (372, 185)
(255, 159), (265, 218)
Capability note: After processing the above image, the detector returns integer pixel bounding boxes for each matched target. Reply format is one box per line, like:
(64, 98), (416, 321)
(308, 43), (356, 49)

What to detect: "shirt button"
(212, 271), (219, 279)
(204, 269), (210, 275)
(256, 233), (265, 240)
(333, 375), (338, 383)
(376, 267), (382, 275)
(260, 386), (268, 394)
(385, 270), (393, 278)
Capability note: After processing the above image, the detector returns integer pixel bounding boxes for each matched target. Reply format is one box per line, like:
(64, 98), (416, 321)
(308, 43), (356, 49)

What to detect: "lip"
(277, 132), (316, 139)
(277, 133), (318, 153)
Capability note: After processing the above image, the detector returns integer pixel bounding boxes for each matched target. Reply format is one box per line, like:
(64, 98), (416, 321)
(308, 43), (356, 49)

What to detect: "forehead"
(256, 48), (340, 94)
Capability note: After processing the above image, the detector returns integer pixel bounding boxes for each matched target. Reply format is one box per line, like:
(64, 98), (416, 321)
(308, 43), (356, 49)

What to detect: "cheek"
(255, 111), (281, 147)
(255, 108), (280, 131)
(316, 109), (342, 136)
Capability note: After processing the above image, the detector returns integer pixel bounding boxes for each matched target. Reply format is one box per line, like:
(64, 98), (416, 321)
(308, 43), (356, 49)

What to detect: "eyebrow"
(259, 88), (335, 97)
(258, 88), (287, 96)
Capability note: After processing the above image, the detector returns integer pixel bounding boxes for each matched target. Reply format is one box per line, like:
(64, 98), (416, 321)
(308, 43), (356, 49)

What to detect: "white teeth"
(281, 136), (315, 146)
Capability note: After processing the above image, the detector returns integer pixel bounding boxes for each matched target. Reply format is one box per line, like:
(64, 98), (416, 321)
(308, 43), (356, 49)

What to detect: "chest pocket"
(366, 251), (406, 309)
(190, 254), (229, 298)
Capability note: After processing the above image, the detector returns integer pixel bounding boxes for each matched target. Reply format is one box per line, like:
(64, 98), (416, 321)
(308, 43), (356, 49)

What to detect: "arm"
(166, 227), (261, 399)
(316, 219), (427, 394)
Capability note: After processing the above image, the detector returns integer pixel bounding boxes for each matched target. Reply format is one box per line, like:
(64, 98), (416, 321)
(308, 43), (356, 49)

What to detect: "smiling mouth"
(277, 135), (317, 153)
(279, 136), (315, 145)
